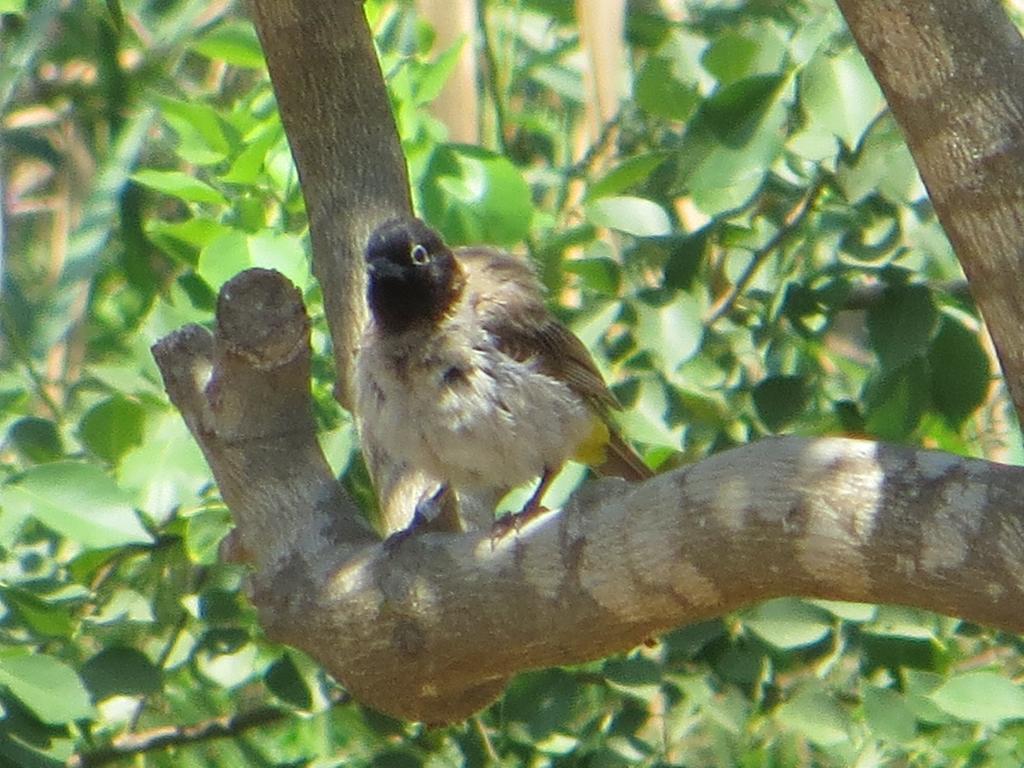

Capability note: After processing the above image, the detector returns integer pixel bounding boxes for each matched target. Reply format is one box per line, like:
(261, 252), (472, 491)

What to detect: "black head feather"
(365, 218), (462, 334)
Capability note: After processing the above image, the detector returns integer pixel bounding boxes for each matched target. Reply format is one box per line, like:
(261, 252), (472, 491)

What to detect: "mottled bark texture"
(154, 267), (1024, 722)
(151, 0), (1024, 722)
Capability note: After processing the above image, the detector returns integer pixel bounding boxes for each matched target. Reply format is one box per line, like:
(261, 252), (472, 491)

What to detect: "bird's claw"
(488, 502), (549, 546)
(383, 485), (458, 551)
(383, 509), (430, 551)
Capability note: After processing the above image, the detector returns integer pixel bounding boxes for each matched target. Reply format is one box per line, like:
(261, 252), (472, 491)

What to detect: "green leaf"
(928, 316), (991, 427)
(563, 257), (621, 296)
(155, 96), (231, 166)
(220, 126), (281, 185)
(585, 196), (672, 237)
(415, 36), (464, 104)
(0, 736), (67, 768)
(633, 292), (705, 371)
(634, 56), (700, 121)
(191, 21), (265, 69)
(586, 152), (672, 200)
(6, 417), (63, 463)
(836, 115), (924, 204)
(676, 75), (790, 214)
(86, 587), (155, 625)
(863, 606), (939, 640)
(132, 169), (227, 206)
(863, 685), (917, 743)
(613, 378), (684, 449)
(186, 507), (234, 565)
(866, 284), (938, 370)
(863, 359), (929, 440)
(929, 672), (1024, 725)
(701, 28), (787, 83)
(1, 587), (76, 639)
(78, 396), (145, 464)
(776, 685), (851, 747)
(145, 217), (232, 265)
(420, 144), (533, 246)
(196, 642), (261, 689)
(569, 299), (622, 350)
(800, 45), (884, 149)
(501, 669), (584, 740)
(903, 669), (957, 725)
(119, 411), (209, 522)
(807, 600), (877, 623)
(197, 229), (311, 291)
(265, 653), (313, 710)
(662, 231), (707, 290)
(0, 462), (153, 549)
(753, 375), (811, 432)
(80, 647), (162, 700)
(602, 655), (663, 701)
(840, 209), (901, 262)
(0, 652), (94, 724)
(743, 598), (832, 649)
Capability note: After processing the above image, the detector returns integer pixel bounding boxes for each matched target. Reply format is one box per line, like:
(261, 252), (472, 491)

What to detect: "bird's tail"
(594, 428), (653, 482)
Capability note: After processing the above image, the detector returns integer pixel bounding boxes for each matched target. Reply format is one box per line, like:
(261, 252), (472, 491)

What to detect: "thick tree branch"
(247, 0), (411, 410)
(836, 0), (1024, 423)
(154, 268), (1024, 723)
(151, 0), (1024, 725)
(247, 0), (433, 533)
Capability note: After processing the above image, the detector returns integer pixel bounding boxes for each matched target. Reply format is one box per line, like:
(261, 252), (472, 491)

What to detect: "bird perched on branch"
(355, 218), (652, 533)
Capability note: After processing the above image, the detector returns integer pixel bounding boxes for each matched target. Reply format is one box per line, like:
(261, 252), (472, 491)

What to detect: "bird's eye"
(410, 243), (430, 265)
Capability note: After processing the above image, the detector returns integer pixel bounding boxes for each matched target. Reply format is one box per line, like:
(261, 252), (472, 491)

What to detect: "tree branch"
(154, 267), (1024, 723)
(247, 0), (434, 534)
(248, 0), (411, 410)
(152, 0), (1024, 725)
(704, 175), (827, 326)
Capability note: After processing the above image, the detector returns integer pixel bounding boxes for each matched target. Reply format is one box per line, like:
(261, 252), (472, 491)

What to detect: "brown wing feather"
(455, 246), (616, 411)
(455, 246), (652, 481)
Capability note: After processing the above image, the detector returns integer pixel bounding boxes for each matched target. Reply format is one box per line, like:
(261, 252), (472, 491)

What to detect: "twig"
(564, 104), (626, 180)
(475, 0), (508, 153)
(126, 608), (192, 732)
(0, 303), (63, 421)
(68, 692), (350, 768)
(842, 278), (972, 309)
(704, 177), (827, 326)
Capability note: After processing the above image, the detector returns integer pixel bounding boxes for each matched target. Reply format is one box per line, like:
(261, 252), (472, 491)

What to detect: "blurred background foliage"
(1, 0), (1023, 765)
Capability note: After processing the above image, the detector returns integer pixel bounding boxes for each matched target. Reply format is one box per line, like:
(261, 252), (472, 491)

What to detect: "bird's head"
(364, 218), (463, 334)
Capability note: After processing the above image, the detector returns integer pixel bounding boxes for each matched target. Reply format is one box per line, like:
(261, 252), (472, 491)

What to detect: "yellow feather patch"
(572, 414), (610, 467)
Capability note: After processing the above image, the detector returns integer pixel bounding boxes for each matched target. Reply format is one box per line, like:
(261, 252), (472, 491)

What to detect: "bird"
(354, 217), (652, 533)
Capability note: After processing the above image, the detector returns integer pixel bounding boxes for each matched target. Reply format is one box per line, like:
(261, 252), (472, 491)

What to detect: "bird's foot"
(383, 485), (453, 550)
(383, 508), (430, 551)
(488, 501), (549, 546)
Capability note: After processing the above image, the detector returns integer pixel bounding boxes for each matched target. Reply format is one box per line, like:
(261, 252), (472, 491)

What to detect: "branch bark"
(154, 268), (1024, 723)
(149, 0), (1024, 724)
(247, 0), (411, 412)
(836, 0), (1024, 424)
(248, 0), (433, 533)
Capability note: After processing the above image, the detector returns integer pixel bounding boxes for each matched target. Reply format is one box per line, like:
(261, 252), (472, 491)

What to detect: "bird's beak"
(365, 258), (398, 281)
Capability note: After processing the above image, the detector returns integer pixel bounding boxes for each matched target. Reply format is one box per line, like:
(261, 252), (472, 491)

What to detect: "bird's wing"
(456, 247), (618, 412)
(455, 246), (653, 482)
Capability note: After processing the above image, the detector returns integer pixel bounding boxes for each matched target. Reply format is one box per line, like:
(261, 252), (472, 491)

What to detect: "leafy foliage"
(0, 0), (1019, 765)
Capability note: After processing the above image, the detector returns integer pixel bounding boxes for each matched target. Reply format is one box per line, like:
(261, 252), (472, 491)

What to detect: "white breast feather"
(355, 315), (591, 492)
